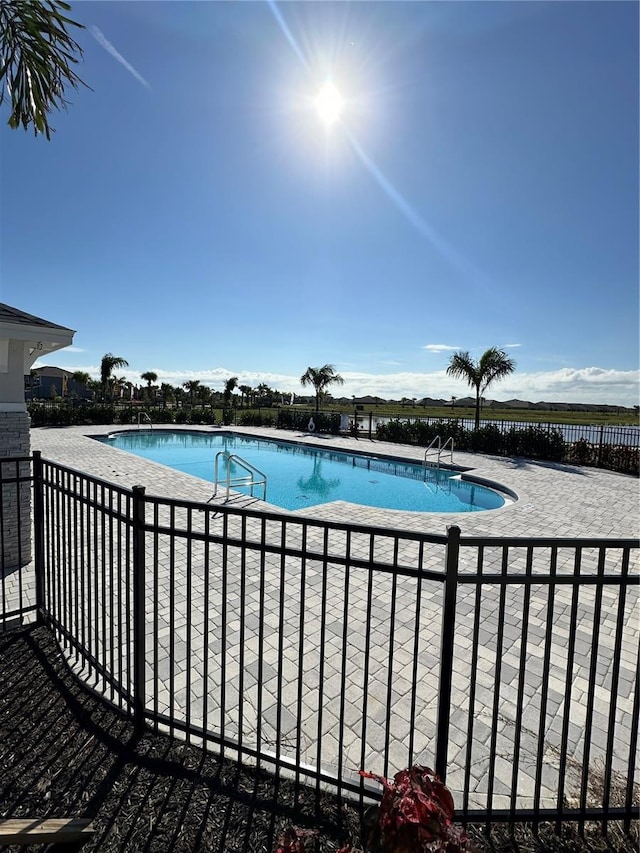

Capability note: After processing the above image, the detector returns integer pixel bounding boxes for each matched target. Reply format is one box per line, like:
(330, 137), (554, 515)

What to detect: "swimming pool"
(97, 430), (509, 513)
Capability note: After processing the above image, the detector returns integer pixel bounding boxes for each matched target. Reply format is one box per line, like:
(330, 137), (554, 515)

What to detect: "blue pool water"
(97, 430), (507, 513)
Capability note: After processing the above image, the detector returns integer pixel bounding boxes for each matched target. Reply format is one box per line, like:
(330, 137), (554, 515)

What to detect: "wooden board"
(0, 818), (94, 844)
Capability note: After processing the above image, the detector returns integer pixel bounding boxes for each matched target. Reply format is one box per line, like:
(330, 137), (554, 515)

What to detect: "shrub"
(116, 407), (137, 425)
(376, 418), (569, 463)
(474, 422), (503, 454)
(376, 419), (410, 443)
(276, 410), (341, 435)
(504, 425), (565, 460)
(238, 411), (274, 427)
(360, 765), (467, 853)
(596, 443), (639, 476)
(186, 407), (217, 425)
(149, 408), (176, 424)
(569, 438), (592, 465)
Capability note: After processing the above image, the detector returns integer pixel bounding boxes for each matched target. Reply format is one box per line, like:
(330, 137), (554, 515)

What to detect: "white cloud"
(503, 343), (521, 349)
(90, 26), (151, 89)
(45, 362), (640, 407)
(423, 344), (460, 353)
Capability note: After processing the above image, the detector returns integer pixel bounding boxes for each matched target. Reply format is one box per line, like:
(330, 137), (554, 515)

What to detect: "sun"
(315, 81), (344, 126)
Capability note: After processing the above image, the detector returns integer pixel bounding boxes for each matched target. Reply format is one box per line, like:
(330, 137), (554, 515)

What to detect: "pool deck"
(30, 423), (639, 539)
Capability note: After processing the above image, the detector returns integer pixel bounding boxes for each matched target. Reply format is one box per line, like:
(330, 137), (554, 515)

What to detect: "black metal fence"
(2, 453), (638, 827)
(0, 456), (36, 629)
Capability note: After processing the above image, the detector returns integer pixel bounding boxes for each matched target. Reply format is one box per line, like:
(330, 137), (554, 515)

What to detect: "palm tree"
(141, 371), (158, 404)
(197, 384), (212, 407)
(446, 347), (516, 430)
(159, 383), (175, 409)
(71, 370), (90, 385)
(83, 377), (100, 399)
(239, 384), (253, 408)
(111, 375), (129, 400)
(183, 380), (201, 406)
(0, 0), (87, 139)
(100, 353), (129, 401)
(223, 376), (238, 407)
(300, 364), (344, 414)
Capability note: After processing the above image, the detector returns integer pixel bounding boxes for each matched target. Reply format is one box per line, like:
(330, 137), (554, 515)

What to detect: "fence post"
(368, 411), (373, 440)
(32, 451), (46, 624)
(597, 424), (604, 468)
(132, 485), (146, 734)
(435, 524), (460, 782)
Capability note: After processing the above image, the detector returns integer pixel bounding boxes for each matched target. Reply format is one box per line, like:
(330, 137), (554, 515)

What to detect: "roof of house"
(0, 303), (74, 333)
(31, 366), (75, 378)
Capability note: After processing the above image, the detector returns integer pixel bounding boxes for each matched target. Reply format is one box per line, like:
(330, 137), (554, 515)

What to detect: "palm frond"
(0, 0), (88, 139)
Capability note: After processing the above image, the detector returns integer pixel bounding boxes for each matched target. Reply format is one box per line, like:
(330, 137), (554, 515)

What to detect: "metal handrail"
(424, 435), (454, 471)
(212, 450), (267, 502)
(440, 436), (454, 464)
(137, 411), (152, 429)
(424, 435), (442, 465)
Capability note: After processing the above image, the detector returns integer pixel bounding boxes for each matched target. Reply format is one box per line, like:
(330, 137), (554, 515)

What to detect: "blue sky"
(1, 1), (638, 405)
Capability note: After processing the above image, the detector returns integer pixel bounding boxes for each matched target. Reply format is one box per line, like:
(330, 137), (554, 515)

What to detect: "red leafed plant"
(360, 765), (467, 853)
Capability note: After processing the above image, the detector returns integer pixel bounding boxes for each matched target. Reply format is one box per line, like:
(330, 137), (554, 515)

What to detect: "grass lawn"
(324, 404), (640, 427)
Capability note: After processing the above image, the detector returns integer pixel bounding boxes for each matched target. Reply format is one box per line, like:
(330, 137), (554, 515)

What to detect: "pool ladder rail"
(137, 411), (153, 429)
(211, 450), (267, 503)
(424, 435), (454, 472)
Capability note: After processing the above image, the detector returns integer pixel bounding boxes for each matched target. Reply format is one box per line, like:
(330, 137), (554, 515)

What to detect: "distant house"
(26, 366), (93, 401)
(352, 396), (385, 406)
(418, 397), (448, 407)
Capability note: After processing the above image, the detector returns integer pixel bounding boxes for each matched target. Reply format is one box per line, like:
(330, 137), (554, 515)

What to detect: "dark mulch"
(0, 625), (637, 853)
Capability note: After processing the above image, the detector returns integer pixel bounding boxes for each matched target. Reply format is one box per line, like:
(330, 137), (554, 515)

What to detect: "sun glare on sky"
(315, 81), (344, 126)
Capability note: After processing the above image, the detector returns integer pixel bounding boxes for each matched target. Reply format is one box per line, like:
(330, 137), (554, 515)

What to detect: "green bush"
(185, 408), (217, 425)
(28, 403), (71, 427)
(610, 445), (634, 474)
(28, 402), (117, 426)
(507, 425), (565, 461)
(116, 407), (137, 425)
(569, 441), (639, 476)
(149, 408), (176, 424)
(376, 419), (566, 463)
(598, 444), (639, 476)
(276, 409), (340, 434)
(474, 423), (503, 454)
(238, 411), (274, 427)
(568, 438), (593, 465)
(376, 418), (409, 443)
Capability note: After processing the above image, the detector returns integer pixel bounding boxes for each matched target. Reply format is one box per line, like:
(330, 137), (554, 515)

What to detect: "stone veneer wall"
(0, 411), (31, 571)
